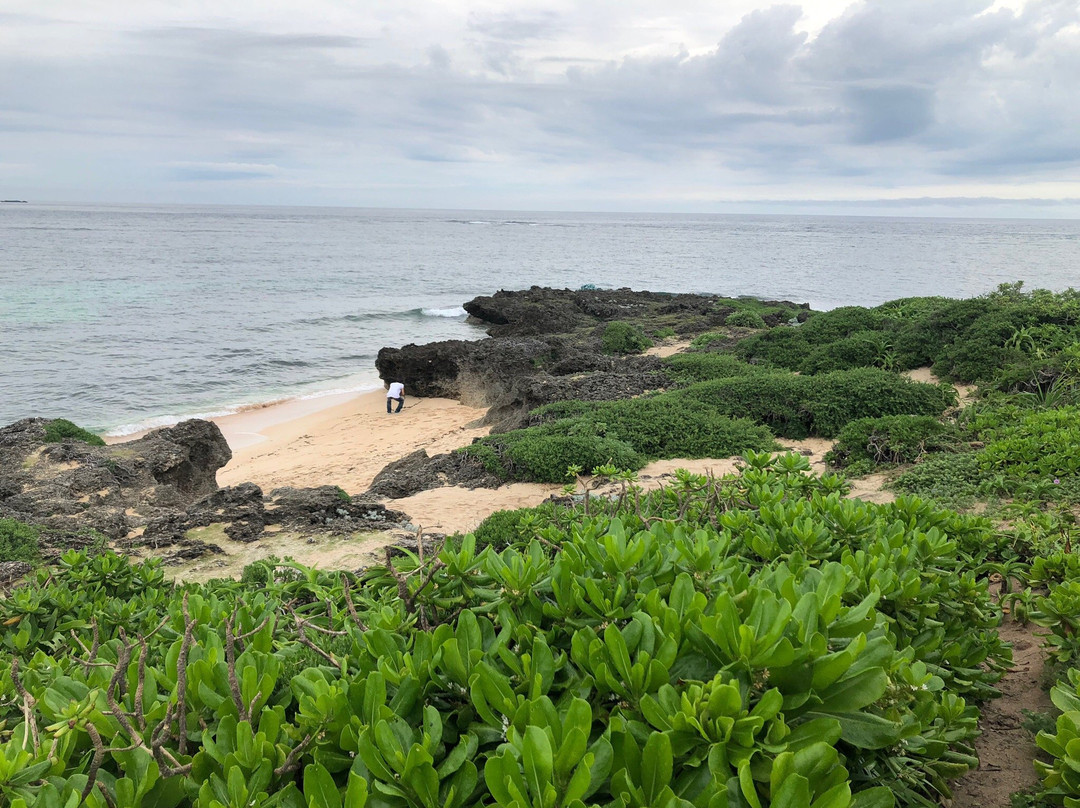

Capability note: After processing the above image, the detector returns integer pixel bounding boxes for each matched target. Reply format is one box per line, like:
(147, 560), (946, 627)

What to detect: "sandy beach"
(213, 389), (492, 495)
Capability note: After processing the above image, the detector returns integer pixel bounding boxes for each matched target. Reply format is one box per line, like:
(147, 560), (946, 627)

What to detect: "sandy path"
(645, 340), (694, 358)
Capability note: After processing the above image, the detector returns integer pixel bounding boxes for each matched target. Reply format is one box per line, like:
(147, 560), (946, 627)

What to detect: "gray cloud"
(0, 0), (1077, 210)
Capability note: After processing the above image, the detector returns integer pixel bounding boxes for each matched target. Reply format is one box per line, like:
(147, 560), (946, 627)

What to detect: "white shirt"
(387, 382), (405, 398)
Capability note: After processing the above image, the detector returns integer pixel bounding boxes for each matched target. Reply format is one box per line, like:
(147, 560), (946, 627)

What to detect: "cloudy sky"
(1, 0), (1078, 215)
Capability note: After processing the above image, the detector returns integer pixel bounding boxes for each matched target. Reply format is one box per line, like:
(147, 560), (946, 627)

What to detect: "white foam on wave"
(421, 306), (468, 318)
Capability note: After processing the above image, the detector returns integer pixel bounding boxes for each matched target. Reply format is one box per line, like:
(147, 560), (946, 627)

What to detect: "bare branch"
(97, 780), (118, 808)
(274, 733), (317, 778)
(134, 641), (148, 731)
(223, 615), (249, 722)
(11, 658), (40, 753)
(104, 642), (144, 749)
(341, 575), (367, 631)
(176, 592), (195, 755)
(82, 724), (106, 803)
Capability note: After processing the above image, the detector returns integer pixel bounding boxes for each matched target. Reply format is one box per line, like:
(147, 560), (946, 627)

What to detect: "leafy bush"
(462, 427), (645, 483)
(799, 306), (889, 343)
(687, 331), (731, 351)
(931, 309), (1030, 382)
(0, 460), (1010, 808)
(662, 353), (760, 385)
(827, 415), (965, 467)
(653, 326), (677, 338)
(601, 321), (653, 354)
(974, 405), (1080, 484)
(484, 394), (777, 482)
(471, 502), (567, 549)
(799, 331), (893, 374)
(724, 309), (767, 328)
(42, 418), (105, 446)
(733, 327), (811, 370)
(891, 452), (985, 507)
(809, 368), (955, 437)
(678, 372), (815, 437)
(0, 518), (40, 564)
(679, 367), (953, 439)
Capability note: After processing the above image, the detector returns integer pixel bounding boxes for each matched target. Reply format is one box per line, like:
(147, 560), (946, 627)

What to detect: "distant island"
(1, 199), (28, 203)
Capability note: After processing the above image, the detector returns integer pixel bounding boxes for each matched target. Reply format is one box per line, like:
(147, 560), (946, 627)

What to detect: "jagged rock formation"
(377, 288), (807, 434)
(0, 418), (408, 564)
(367, 449), (503, 499)
(462, 286), (728, 337)
(367, 287), (808, 500)
(0, 417), (232, 541)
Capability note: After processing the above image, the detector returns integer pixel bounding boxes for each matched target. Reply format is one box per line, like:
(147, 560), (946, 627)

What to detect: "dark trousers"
(387, 396), (403, 413)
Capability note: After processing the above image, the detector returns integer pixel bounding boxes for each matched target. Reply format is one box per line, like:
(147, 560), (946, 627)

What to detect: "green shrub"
(601, 321), (653, 354)
(677, 372), (816, 438)
(724, 309), (767, 329)
(799, 330), (892, 374)
(891, 452), (985, 507)
(799, 306), (889, 343)
(653, 326), (677, 339)
(0, 518), (41, 564)
(688, 331), (731, 351)
(239, 554), (285, 586)
(471, 502), (564, 549)
(810, 368), (955, 437)
(532, 395), (777, 458)
(733, 327), (811, 370)
(662, 353), (760, 385)
(932, 309), (1031, 382)
(502, 433), (643, 483)
(489, 392), (779, 483)
(827, 415), (965, 467)
(974, 405), (1080, 483)
(573, 397), (776, 459)
(679, 368), (953, 439)
(471, 508), (534, 549)
(873, 296), (954, 321)
(43, 418), (105, 446)
(465, 427), (644, 483)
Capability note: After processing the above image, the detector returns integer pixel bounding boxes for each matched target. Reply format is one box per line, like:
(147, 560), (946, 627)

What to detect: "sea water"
(2, 203), (1078, 433)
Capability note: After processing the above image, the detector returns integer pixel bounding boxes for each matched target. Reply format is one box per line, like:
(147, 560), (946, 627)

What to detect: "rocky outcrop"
(1, 418), (411, 564)
(376, 337), (557, 403)
(377, 334), (670, 424)
(367, 449), (503, 498)
(462, 286), (727, 337)
(266, 486), (406, 531)
(0, 418), (232, 543)
(377, 289), (807, 434)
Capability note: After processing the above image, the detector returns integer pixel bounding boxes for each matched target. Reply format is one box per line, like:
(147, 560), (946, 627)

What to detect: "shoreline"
(105, 387), (383, 451)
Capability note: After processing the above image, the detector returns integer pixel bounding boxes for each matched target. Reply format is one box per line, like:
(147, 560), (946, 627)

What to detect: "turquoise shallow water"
(2, 203), (1078, 432)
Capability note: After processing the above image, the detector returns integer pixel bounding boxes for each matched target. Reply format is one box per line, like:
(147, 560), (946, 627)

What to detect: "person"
(386, 381), (405, 414)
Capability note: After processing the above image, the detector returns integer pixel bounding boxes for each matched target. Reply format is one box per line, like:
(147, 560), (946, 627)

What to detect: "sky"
(1, 0), (1078, 216)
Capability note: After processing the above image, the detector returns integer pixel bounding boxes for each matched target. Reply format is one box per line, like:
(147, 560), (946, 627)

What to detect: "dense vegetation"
(459, 400), (776, 483)
(460, 368), (950, 483)
(732, 284), (1080, 384)
(42, 419), (105, 447)
(601, 322), (653, 355)
(0, 519), (40, 565)
(0, 456), (1015, 808)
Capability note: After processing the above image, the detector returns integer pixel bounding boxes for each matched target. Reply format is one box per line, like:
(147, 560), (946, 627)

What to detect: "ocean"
(2, 203), (1079, 434)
